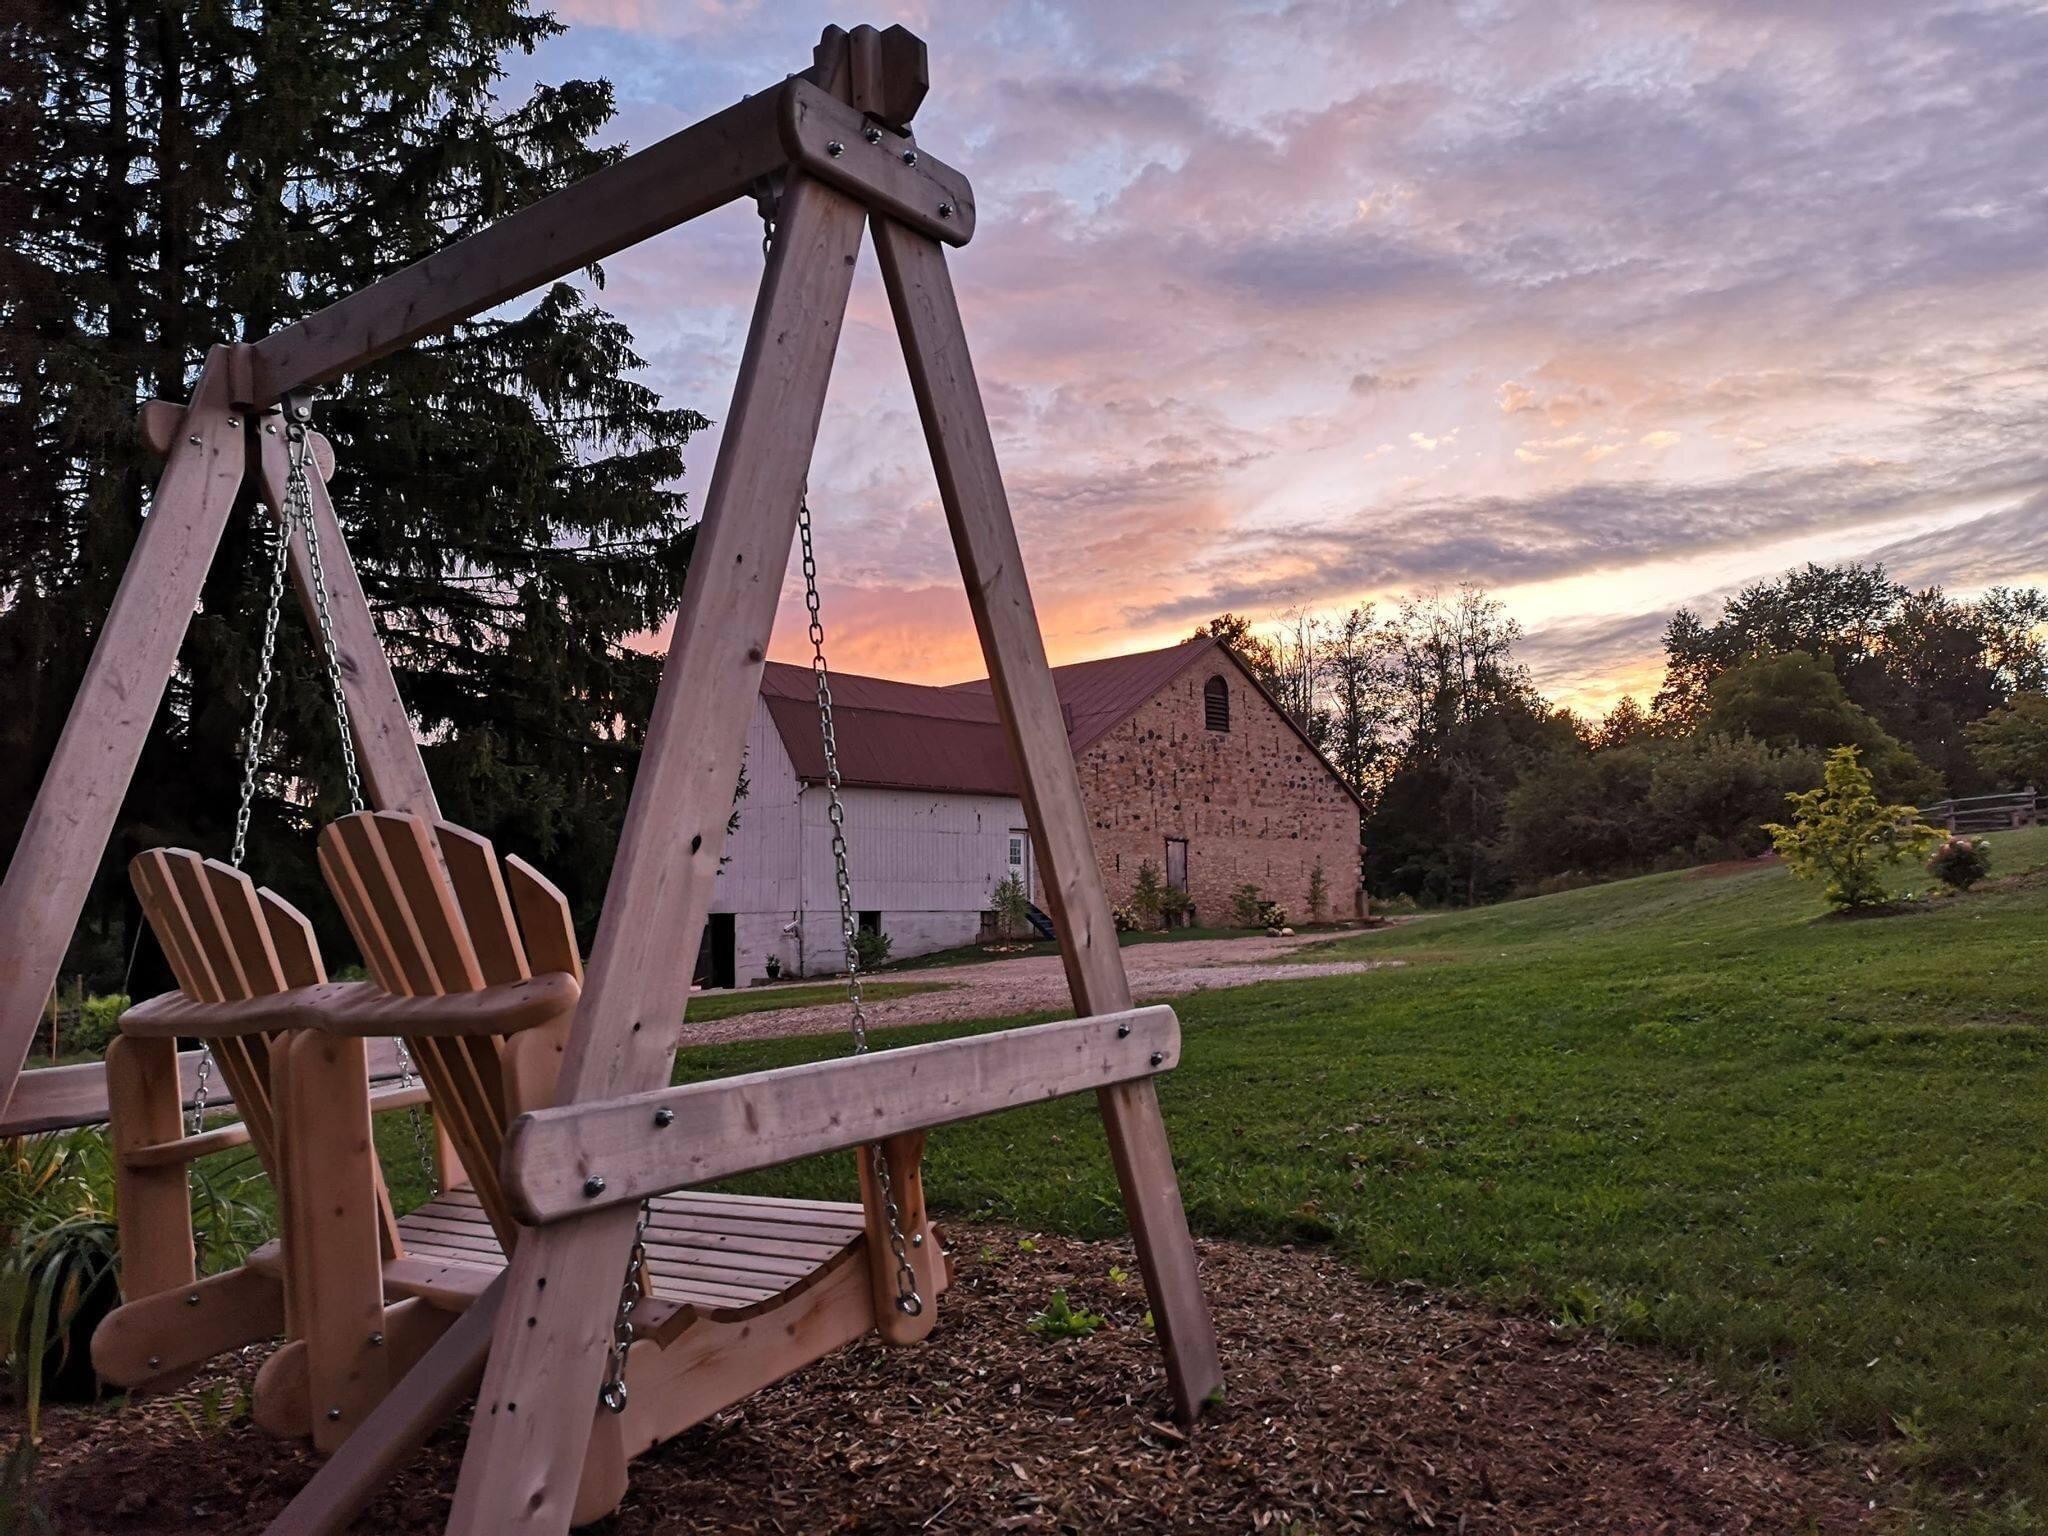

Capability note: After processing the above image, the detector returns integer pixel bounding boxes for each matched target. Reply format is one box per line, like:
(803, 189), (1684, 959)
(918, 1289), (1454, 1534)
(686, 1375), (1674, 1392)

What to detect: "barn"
(703, 637), (1365, 984)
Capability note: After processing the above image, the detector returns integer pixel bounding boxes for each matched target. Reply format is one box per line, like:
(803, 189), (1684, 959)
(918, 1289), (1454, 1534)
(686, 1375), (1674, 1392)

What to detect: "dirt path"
(22, 1226), (1881, 1534)
(691, 929), (1399, 1045)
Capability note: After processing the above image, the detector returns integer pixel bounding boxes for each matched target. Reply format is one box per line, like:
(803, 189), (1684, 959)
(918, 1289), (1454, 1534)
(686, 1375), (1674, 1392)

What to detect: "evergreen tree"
(0, 1), (702, 981)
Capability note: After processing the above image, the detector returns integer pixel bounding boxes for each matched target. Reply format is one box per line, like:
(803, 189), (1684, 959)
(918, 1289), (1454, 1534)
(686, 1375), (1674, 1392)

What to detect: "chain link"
(599, 1199), (651, 1413)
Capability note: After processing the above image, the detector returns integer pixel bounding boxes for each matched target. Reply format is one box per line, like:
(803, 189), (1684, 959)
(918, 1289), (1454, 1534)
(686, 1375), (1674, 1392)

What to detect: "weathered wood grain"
(502, 1006), (1180, 1223)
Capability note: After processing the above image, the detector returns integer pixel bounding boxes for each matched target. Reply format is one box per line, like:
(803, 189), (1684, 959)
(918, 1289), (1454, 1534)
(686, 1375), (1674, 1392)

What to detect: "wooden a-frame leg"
(872, 216), (1224, 1421)
(0, 349), (246, 1122)
(442, 171), (871, 1536)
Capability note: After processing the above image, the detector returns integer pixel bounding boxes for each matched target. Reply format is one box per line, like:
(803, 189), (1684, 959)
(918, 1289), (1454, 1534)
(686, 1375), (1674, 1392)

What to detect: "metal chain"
(598, 1198), (651, 1413)
(799, 490), (922, 1317)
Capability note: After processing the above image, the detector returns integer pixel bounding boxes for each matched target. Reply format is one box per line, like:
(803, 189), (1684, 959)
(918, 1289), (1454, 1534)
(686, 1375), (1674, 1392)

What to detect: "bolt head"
(584, 1174), (607, 1197)
(186, 1292), (200, 1306)
(863, 126), (883, 144)
(653, 1107), (675, 1128)
(369, 1331), (385, 1347)
(187, 435), (202, 446)
(265, 423), (278, 434)
(147, 1355), (161, 1368)
(901, 149), (918, 166)
(937, 201), (954, 218)
(327, 1406), (342, 1421)
(826, 139), (845, 157)
(910, 1231), (924, 1247)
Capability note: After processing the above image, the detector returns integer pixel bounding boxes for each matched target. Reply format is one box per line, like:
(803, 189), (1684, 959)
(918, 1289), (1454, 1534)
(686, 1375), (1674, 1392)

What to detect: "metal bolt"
(1117, 1022), (1132, 1038)
(369, 1331), (385, 1347)
(584, 1174), (608, 1197)
(937, 201), (954, 219)
(147, 1355), (161, 1368)
(826, 140), (845, 158)
(266, 423), (278, 434)
(187, 435), (202, 446)
(901, 149), (918, 166)
(186, 1292), (201, 1306)
(653, 1107), (675, 1128)
(327, 1407), (342, 1422)
(226, 417), (239, 427)
(910, 1231), (924, 1247)
(863, 125), (883, 144)
(1150, 1051), (1165, 1067)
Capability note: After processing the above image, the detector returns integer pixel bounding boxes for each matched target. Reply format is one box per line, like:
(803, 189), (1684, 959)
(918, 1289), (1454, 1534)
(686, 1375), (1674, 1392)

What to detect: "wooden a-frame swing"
(0, 25), (1223, 1534)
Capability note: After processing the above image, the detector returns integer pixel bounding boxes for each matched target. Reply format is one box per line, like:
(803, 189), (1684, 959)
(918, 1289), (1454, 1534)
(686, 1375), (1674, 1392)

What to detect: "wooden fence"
(1917, 789), (2043, 834)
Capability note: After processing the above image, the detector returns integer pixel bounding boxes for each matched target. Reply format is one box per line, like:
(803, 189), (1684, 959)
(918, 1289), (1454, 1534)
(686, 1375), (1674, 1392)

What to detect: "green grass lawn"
(646, 827), (2048, 1531)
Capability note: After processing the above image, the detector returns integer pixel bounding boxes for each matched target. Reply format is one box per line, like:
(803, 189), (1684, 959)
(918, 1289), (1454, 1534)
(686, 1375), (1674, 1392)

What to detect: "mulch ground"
(12, 1227), (1884, 1534)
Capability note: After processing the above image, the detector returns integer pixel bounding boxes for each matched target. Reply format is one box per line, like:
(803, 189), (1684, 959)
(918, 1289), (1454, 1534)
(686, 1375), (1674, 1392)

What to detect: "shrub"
(1764, 746), (1941, 909)
(851, 927), (893, 972)
(1111, 904), (1141, 933)
(1307, 859), (1329, 921)
(1128, 861), (1165, 929)
(67, 995), (128, 1058)
(990, 873), (1030, 941)
(1158, 886), (1194, 929)
(1928, 836), (1992, 891)
(1230, 883), (1266, 927)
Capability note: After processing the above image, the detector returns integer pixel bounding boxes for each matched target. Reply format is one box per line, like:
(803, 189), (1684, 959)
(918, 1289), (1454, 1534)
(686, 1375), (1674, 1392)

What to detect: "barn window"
(1203, 675), (1230, 732)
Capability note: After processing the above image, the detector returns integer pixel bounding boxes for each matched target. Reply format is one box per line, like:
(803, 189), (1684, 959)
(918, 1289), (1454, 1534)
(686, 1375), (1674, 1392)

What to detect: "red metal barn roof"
(758, 636), (1357, 810)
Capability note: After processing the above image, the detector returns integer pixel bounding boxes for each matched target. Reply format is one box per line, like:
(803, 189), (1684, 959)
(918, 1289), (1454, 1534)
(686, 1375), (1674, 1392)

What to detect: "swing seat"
(291, 810), (950, 1524)
(89, 847), (432, 1403)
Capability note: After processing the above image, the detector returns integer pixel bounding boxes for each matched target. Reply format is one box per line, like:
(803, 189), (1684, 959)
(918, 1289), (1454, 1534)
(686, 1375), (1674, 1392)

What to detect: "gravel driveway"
(684, 928), (1399, 1046)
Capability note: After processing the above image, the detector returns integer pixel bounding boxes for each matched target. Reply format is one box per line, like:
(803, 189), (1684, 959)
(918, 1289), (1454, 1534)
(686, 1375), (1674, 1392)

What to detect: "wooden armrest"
(311, 972), (580, 1038)
(120, 985), (334, 1039)
(120, 973), (580, 1041)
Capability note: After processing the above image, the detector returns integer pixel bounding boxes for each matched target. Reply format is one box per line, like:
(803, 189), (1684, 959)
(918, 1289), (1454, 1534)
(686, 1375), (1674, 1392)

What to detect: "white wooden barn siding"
(713, 697), (1026, 980)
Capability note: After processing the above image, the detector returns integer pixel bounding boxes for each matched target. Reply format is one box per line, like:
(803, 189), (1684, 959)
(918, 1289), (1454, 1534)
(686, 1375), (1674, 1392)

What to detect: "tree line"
(1202, 565), (2048, 906)
(3, 0), (693, 989)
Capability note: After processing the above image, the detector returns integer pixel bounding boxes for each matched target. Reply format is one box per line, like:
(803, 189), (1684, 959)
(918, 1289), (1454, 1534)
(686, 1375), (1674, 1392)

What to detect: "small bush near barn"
(853, 928), (894, 971)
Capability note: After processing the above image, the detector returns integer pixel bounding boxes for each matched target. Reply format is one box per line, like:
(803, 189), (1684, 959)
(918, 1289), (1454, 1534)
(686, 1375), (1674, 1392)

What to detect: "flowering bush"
(1928, 836), (1992, 891)
(1111, 903), (1141, 933)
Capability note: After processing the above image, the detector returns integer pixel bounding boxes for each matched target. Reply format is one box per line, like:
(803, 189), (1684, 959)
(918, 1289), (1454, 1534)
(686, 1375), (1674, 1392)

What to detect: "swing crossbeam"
(505, 1005), (1181, 1224)
(0, 23), (1225, 1536)
(240, 74), (970, 408)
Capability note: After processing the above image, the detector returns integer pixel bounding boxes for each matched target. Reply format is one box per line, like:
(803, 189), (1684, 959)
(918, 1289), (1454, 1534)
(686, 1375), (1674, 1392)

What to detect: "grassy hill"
(682, 827), (2048, 1530)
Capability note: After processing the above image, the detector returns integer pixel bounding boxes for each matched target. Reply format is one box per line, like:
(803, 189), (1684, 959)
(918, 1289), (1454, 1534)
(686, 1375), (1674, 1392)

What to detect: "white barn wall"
(712, 698), (1026, 982)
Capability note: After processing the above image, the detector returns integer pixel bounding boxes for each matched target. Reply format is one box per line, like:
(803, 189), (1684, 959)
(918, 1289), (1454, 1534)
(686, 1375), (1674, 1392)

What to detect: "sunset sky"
(512, 1), (2048, 713)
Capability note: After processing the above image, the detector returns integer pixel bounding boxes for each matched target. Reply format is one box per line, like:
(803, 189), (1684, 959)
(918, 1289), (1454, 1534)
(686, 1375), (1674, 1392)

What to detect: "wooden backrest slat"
(322, 819), (434, 994)
(317, 836), (401, 994)
(435, 823), (529, 986)
(163, 851), (253, 1001)
(208, 1036), (276, 1171)
(131, 851), (221, 1002)
(258, 887), (326, 989)
(370, 814), (485, 994)
(503, 855), (582, 984)
(202, 859), (287, 997)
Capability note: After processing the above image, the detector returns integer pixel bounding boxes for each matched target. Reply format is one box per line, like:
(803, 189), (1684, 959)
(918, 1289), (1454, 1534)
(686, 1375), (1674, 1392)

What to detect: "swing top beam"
(234, 26), (969, 410)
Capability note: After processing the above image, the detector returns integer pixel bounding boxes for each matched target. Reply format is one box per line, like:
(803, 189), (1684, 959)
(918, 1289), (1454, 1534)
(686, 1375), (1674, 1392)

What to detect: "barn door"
(1164, 837), (1188, 893)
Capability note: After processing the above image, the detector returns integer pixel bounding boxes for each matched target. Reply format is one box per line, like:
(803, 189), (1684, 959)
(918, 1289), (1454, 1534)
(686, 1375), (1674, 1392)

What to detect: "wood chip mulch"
(12, 1227), (1885, 1533)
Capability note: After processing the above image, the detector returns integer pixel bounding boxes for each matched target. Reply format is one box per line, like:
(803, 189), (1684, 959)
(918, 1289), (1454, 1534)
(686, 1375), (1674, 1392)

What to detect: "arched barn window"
(1204, 675), (1230, 732)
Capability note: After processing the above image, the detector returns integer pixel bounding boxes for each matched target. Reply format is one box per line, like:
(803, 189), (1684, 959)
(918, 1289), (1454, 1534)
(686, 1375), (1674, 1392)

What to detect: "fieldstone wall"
(1075, 659), (1363, 926)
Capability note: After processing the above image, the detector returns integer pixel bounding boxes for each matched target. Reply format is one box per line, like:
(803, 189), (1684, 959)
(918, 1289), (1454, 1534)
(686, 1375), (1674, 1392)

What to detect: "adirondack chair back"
(127, 847), (325, 1176)
(315, 811), (582, 1248)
